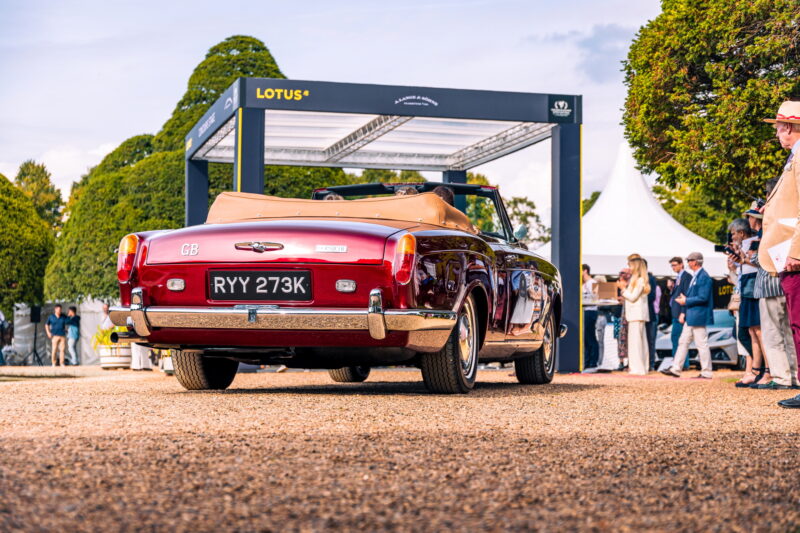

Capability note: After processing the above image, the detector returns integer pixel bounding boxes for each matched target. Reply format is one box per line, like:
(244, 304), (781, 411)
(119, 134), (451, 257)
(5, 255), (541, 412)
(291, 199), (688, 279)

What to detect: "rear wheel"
(515, 313), (557, 384)
(173, 351), (239, 390)
(329, 366), (371, 383)
(421, 295), (479, 394)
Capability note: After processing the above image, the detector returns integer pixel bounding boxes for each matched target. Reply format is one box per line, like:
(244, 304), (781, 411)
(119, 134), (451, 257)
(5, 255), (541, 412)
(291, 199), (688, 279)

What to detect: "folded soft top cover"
(206, 191), (478, 234)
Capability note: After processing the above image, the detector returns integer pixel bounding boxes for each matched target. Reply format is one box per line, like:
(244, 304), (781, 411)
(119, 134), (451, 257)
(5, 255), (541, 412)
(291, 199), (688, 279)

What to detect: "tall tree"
(652, 184), (732, 242)
(581, 191), (600, 215)
(623, 0), (800, 221)
(153, 36), (284, 152)
(0, 173), (54, 317)
(506, 196), (550, 245)
(466, 172), (550, 245)
(47, 36), (291, 301)
(14, 160), (63, 232)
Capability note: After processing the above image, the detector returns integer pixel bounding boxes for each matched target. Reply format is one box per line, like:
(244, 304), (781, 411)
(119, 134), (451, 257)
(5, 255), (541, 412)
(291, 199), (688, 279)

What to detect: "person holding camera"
(727, 218), (769, 387)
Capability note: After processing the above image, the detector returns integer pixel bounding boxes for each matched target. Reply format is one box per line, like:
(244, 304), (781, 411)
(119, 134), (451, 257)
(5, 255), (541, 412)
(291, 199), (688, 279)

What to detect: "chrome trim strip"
(129, 288), (151, 336)
(367, 289), (386, 340)
(108, 304), (456, 339)
(234, 241), (284, 252)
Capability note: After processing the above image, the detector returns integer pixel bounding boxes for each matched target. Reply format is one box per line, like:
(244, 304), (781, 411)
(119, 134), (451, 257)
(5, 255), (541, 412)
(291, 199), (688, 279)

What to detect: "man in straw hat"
(759, 100), (800, 407)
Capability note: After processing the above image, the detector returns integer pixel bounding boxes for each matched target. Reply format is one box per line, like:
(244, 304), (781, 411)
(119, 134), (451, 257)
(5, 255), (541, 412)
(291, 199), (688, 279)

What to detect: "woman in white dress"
(617, 258), (651, 375)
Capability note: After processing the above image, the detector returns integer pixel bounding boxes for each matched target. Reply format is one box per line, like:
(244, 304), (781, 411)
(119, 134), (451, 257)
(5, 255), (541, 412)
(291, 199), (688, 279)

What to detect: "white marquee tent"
(538, 143), (728, 277)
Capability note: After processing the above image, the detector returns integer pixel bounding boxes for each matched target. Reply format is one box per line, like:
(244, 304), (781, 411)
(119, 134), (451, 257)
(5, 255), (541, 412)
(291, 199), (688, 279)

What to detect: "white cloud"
(0, 0), (662, 206)
(0, 161), (17, 181)
(38, 142), (116, 195)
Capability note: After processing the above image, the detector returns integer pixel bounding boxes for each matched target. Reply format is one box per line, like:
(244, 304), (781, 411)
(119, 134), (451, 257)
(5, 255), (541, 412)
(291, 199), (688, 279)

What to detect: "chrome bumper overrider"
(110, 288), (456, 344)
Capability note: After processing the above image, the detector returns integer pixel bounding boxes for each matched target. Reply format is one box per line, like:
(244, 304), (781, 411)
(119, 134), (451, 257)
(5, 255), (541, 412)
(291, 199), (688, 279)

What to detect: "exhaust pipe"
(110, 331), (146, 344)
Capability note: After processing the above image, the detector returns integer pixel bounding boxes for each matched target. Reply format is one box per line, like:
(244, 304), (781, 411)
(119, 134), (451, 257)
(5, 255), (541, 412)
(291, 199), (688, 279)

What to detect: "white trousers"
(131, 343), (153, 370)
(671, 325), (713, 377)
(627, 320), (649, 375)
(759, 296), (798, 386)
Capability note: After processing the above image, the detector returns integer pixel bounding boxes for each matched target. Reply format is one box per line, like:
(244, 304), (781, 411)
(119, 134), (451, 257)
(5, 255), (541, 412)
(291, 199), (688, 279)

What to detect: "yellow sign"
(255, 88), (310, 101)
(185, 137), (193, 151)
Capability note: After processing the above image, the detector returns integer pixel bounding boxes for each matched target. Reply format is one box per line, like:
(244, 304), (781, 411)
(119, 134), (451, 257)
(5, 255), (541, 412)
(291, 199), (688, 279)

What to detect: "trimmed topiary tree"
(0, 173), (54, 317)
(46, 36), (349, 301)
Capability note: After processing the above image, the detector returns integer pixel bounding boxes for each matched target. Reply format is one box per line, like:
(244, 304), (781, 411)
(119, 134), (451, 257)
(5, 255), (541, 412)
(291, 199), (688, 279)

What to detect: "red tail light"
(393, 233), (416, 285)
(117, 234), (140, 283)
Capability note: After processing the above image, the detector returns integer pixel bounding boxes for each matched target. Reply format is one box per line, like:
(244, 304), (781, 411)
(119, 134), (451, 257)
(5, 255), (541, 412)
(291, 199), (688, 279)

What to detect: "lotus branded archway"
(184, 77), (583, 372)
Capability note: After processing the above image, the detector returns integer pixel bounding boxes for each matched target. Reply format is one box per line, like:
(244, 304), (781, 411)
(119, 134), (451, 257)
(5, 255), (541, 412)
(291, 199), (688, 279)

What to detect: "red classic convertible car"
(110, 182), (565, 393)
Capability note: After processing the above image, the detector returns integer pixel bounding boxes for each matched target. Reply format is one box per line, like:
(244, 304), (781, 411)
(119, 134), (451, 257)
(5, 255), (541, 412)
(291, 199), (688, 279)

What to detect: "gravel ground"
(1, 367), (799, 532)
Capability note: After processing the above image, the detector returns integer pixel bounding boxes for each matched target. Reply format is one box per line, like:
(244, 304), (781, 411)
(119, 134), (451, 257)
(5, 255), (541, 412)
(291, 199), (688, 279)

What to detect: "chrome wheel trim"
(543, 317), (555, 375)
(457, 298), (477, 378)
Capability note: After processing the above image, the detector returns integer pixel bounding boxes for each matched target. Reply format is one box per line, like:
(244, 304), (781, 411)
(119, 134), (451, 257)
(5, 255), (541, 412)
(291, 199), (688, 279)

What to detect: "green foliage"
(582, 191), (601, 215)
(49, 36), (287, 301)
(398, 170), (425, 182)
(465, 173), (498, 233)
(46, 152), (187, 301)
(261, 166), (351, 199)
(466, 173), (550, 244)
(153, 36), (284, 152)
(0, 173), (54, 317)
(623, 0), (800, 211)
(93, 134), (155, 175)
(14, 160), (63, 232)
(652, 183), (738, 242)
(64, 135), (156, 222)
(92, 324), (127, 349)
(349, 169), (426, 185)
(506, 196), (551, 245)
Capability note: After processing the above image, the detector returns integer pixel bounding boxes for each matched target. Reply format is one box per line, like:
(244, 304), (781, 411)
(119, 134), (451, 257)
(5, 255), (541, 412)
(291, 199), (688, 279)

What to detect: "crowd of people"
(582, 253), (707, 377)
(582, 99), (800, 409)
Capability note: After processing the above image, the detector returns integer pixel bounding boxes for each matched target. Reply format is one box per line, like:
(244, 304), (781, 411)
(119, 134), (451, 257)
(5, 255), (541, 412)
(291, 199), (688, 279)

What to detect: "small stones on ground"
(0, 369), (798, 532)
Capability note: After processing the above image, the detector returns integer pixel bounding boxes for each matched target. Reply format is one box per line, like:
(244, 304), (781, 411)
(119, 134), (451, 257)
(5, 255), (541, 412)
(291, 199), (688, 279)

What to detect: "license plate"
(209, 271), (312, 301)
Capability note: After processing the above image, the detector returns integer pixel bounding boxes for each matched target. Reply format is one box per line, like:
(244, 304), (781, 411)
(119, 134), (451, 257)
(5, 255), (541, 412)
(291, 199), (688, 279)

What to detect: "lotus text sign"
(239, 78), (581, 123)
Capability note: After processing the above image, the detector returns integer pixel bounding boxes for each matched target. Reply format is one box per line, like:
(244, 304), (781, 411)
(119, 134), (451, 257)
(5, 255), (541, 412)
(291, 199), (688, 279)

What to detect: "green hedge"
(0, 174), (53, 317)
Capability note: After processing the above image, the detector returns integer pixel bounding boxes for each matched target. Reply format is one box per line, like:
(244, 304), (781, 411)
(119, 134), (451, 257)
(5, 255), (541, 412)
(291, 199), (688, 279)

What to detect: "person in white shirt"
(617, 258), (651, 375)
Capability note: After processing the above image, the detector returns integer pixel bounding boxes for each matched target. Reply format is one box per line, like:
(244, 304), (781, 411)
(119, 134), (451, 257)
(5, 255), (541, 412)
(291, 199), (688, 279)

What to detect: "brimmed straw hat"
(764, 101), (800, 124)
(743, 200), (763, 220)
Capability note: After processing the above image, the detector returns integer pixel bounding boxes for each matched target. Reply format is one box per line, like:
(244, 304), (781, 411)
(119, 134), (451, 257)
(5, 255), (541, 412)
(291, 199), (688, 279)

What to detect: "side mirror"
(513, 225), (528, 241)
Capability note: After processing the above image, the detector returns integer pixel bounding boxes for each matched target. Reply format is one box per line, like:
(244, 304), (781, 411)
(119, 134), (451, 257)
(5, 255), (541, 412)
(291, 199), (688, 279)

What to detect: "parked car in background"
(655, 309), (744, 369)
(109, 182), (566, 394)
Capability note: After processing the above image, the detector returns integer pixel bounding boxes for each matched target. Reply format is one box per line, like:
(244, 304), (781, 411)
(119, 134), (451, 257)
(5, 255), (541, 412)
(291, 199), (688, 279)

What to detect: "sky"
(0, 0), (662, 218)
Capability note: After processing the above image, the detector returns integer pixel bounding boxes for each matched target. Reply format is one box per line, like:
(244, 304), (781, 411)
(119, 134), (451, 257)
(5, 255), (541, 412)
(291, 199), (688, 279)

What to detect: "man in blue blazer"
(661, 252), (715, 378)
(669, 256), (693, 369)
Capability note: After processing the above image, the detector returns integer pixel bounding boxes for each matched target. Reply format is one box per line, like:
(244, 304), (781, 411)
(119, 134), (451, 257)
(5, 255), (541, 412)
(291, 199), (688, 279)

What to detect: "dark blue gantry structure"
(184, 78), (583, 372)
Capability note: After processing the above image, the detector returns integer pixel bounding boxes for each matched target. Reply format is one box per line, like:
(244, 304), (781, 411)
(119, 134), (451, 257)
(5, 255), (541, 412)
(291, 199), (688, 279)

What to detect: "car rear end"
(109, 219), (456, 355)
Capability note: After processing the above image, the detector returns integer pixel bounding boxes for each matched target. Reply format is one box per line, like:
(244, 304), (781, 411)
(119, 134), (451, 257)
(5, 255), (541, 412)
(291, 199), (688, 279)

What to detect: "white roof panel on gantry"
(194, 109), (553, 171)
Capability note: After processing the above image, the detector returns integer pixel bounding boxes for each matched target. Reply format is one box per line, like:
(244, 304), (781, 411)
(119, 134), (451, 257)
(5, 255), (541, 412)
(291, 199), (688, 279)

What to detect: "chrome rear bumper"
(110, 288), (456, 349)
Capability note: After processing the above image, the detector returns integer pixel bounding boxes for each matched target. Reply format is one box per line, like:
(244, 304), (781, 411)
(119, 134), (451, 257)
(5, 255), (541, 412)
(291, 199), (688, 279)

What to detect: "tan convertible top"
(206, 191), (478, 234)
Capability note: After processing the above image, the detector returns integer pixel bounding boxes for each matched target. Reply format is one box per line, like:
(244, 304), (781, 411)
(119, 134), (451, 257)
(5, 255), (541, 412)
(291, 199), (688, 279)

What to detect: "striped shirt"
(751, 254), (784, 299)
